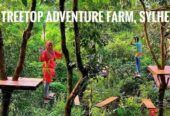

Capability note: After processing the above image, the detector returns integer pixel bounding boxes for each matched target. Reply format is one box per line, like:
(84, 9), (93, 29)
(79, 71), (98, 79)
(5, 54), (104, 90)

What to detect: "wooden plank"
(48, 92), (55, 98)
(44, 93), (55, 104)
(152, 75), (160, 88)
(74, 95), (80, 105)
(142, 99), (156, 109)
(152, 75), (170, 88)
(148, 66), (170, 75)
(96, 96), (118, 108)
(44, 99), (50, 104)
(0, 77), (43, 90)
(166, 75), (170, 88)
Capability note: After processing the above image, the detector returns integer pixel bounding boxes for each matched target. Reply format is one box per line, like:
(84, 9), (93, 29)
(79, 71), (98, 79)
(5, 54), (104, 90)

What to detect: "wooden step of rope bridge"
(142, 99), (158, 116)
(0, 77), (43, 90)
(96, 96), (119, 109)
(147, 66), (170, 88)
(44, 92), (56, 104)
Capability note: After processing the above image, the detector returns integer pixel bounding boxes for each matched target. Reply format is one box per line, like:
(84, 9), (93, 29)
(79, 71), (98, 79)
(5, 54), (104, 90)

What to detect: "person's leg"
(137, 57), (140, 73)
(135, 57), (138, 73)
(136, 57), (140, 74)
(44, 81), (49, 99)
(135, 57), (140, 74)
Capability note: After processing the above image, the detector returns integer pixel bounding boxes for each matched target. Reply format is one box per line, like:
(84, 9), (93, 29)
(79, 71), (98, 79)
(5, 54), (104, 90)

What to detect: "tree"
(0, 28), (9, 116)
(140, 0), (170, 115)
(64, 0), (89, 115)
(0, 0), (36, 115)
(0, 28), (6, 80)
(59, 0), (74, 95)
(13, 0), (36, 81)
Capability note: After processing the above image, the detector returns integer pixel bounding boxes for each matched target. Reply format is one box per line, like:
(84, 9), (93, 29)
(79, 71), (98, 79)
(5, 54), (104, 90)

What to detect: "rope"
(43, 22), (46, 42)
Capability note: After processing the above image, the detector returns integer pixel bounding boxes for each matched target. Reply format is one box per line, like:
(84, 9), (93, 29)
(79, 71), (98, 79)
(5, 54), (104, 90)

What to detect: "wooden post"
(1, 88), (13, 116)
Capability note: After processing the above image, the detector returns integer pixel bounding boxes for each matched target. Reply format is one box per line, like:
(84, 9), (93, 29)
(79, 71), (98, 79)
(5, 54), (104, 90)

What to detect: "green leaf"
(22, 0), (27, 7)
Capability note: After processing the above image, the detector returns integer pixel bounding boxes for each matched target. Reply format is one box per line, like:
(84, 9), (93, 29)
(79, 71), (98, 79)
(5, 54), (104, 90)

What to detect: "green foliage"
(91, 107), (103, 116)
(22, 0), (27, 7)
(50, 81), (67, 95)
(120, 78), (141, 96)
(48, 94), (65, 116)
(116, 107), (127, 116)
(55, 62), (67, 83)
(1, 0), (169, 115)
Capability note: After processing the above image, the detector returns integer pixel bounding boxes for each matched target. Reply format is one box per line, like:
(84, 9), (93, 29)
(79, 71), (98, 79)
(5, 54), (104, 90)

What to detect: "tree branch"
(13, 0), (37, 81)
(73, 0), (87, 75)
(65, 76), (88, 116)
(140, 0), (161, 68)
(151, 6), (170, 11)
(160, 22), (166, 69)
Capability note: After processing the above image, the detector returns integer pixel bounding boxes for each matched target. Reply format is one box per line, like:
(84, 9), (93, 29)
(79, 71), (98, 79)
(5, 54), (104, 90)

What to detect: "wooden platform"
(142, 99), (156, 109)
(142, 99), (158, 116)
(148, 66), (170, 75)
(96, 96), (119, 108)
(147, 66), (170, 88)
(0, 77), (43, 90)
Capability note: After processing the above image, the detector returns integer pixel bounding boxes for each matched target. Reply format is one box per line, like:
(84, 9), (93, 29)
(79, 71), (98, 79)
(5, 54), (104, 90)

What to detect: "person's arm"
(55, 51), (62, 59)
(39, 51), (46, 62)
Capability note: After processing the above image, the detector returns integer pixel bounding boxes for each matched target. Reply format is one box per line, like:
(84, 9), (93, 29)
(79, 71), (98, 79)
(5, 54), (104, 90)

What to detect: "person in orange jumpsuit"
(40, 41), (62, 100)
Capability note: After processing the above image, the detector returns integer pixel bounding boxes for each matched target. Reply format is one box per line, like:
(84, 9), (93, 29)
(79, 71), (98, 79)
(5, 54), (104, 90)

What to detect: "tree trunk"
(0, 28), (10, 116)
(59, 0), (73, 95)
(65, 76), (88, 116)
(0, 28), (7, 80)
(140, 1), (168, 116)
(0, 1), (37, 115)
(73, 0), (85, 74)
(64, 0), (89, 115)
(67, 70), (73, 94)
(139, 0), (161, 68)
(13, 0), (37, 81)
(158, 20), (166, 116)
(160, 22), (166, 69)
(158, 75), (167, 116)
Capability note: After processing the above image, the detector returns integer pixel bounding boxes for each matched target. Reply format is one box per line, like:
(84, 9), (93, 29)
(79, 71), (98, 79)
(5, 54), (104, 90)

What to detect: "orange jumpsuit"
(40, 50), (62, 83)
